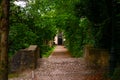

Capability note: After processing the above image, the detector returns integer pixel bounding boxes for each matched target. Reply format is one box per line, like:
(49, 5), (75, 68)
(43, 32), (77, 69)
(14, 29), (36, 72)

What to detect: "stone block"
(10, 45), (40, 73)
(84, 45), (110, 68)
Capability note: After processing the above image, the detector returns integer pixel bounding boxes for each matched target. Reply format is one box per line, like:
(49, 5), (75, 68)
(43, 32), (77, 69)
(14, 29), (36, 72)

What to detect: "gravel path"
(49, 46), (71, 58)
(9, 46), (106, 80)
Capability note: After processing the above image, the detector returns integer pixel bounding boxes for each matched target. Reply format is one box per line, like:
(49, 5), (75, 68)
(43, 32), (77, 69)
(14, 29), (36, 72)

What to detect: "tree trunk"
(0, 0), (10, 80)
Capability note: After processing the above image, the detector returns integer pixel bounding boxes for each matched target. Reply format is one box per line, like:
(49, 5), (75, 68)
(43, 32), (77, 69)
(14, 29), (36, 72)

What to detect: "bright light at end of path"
(14, 1), (26, 7)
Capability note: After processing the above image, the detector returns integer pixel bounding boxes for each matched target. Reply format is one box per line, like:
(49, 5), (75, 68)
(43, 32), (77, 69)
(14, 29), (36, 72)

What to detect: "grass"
(8, 73), (20, 78)
(42, 46), (55, 58)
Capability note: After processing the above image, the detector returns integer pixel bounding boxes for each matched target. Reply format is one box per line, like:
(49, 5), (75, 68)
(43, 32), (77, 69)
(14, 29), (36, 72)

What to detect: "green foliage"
(9, 0), (57, 57)
(79, 0), (109, 24)
(79, 17), (95, 45)
(9, 23), (37, 55)
(65, 17), (95, 57)
(42, 46), (55, 58)
(9, 0), (95, 58)
(54, 0), (96, 57)
(111, 67), (120, 80)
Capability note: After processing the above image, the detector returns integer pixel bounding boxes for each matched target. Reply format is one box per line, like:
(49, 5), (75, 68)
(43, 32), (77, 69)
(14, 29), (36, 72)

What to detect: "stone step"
(9, 46), (105, 80)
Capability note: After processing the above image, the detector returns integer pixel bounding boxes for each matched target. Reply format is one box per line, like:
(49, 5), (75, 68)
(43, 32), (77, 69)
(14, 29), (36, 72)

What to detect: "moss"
(111, 67), (120, 80)
(8, 73), (19, 78)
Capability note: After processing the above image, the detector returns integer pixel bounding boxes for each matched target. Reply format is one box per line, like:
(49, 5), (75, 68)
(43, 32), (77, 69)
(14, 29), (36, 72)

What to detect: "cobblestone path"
(9, 46), (105, 80)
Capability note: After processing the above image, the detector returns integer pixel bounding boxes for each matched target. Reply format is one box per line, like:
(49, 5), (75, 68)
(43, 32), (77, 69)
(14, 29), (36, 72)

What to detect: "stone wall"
(10, 45), (40, 73)
(84, 45), (110, 68)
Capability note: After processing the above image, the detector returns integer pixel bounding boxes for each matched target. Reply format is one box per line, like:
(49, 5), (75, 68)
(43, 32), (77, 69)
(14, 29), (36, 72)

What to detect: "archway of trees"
(0, 0), (120, 80)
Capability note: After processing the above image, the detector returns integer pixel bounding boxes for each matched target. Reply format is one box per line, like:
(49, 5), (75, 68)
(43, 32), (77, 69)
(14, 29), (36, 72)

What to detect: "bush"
(40, 45), (55, 57)
(111, 67), (120, 80)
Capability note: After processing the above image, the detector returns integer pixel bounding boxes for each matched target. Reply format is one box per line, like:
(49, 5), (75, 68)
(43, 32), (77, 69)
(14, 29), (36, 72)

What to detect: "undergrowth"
(42, 46), (55, 58)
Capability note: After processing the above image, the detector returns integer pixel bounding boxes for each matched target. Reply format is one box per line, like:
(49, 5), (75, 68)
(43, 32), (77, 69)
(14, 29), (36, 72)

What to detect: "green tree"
(9, 2), (38, 56)
(9, 0), (57, 57)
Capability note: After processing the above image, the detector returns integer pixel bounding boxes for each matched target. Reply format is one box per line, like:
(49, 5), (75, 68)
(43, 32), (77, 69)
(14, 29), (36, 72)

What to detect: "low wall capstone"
(10, 45), (40, 73)
(84, 45), (110, 68)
